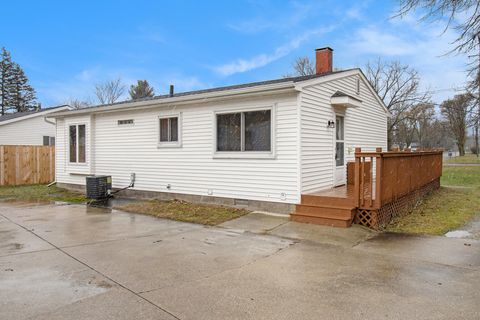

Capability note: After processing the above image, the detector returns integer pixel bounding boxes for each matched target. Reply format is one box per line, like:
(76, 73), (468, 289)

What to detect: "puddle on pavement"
(0, 200), (52, 207)
(84, 197), (140, 215)
(86, 197), (137, 208)
(85, 205), (112, 215)
(1, 269), (111, 303)
(444, 230), (472, 238)
(2, 197), (140, 217)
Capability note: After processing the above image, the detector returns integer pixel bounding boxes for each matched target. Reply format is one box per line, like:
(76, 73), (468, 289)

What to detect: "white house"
(0, 105), (70, 146)
(51, 48), (388, 213)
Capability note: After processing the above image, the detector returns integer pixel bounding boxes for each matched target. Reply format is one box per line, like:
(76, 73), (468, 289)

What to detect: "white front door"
(334, 115), (345, 186)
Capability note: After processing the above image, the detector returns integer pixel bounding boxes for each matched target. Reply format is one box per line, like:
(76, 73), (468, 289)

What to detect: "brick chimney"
(315, 47), (333, 74)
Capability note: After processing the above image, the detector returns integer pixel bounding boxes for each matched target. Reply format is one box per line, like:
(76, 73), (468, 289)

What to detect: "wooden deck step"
(290, 214), (352, 228)
(301, 194), (355, 207)
(291, 204), (356, 228)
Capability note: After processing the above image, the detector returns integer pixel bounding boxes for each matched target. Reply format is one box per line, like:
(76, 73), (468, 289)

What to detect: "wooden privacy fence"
(353, 147), (443, 228)
(0, 145), (55, 186)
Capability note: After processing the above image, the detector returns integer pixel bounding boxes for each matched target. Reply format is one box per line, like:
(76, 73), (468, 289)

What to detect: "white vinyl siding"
(55, 70), (388, 204)
(55, 93), (300, 204)
(0, 116), (56, 145)
(300, 74), (388, 194)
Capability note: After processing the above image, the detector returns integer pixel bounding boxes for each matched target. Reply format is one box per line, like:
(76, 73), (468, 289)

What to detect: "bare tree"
(395, 1), (479, 74)
(395, 116), (416, 149)
(66, 98), (92, 110)
(414, 103), (436, 147)
(365, 59), (430, 149)
(441, 93), (473, 156)
(468, 73), (480, 155)
(426, 119), (454, 150)
(95, 78), (126, 105)
(395, 0), (480, 155)
(292, 56), (316, 76)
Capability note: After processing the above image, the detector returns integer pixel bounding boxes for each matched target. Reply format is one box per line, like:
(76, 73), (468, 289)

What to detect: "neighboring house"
(0, 106), (71, 146)
(51, 48), (389, 213)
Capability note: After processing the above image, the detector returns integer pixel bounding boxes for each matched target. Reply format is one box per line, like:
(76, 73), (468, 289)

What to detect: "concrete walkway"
(1, 203), (479, 320)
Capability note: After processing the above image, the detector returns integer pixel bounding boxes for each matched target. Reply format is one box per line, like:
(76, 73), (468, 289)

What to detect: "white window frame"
(68, 123), (87, 164)
(157, 113), (182, 148)
(213, 105), (275, 159)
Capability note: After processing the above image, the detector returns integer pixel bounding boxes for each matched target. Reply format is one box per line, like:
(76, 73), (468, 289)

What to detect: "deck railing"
(353, 148), (443, 209)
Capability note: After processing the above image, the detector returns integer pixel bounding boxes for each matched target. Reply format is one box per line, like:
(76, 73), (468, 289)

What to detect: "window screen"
(69, 125), (77, 162)
(216, 113), (241, 151)
(78, 124), (86, 163)
(216, 109), (272, 152)
(244, 110), (271, 151)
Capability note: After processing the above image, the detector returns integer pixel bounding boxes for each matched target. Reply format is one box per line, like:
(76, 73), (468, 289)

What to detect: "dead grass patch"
(115, 199), (250, 226)
(0, 185), (86, 203)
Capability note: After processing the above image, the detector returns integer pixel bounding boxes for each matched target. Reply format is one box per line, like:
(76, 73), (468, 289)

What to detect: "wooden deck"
(307, 183), (376, 200)
(291, 148), (444, 229)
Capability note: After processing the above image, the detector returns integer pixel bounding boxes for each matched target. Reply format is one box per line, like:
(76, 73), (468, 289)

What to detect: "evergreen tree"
(10, 63), (37, 112)
(0, 47), (38, 114)
(129, 80), (154, 100)
(0, 47), (14, 115)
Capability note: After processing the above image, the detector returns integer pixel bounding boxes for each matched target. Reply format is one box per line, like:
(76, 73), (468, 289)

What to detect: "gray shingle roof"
(0, 105), (69, 123)
(76, 68), (357, 111)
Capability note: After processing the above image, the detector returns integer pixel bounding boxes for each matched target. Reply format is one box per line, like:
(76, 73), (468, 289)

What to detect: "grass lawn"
(445, 153), (480, 164)
(387, 166), (480, 235)
(0, 184), (86, 203)
(115, 199), (250, 226)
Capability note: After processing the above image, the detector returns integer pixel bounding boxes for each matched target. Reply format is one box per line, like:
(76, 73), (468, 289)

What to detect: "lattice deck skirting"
(354, 178), (441, 230)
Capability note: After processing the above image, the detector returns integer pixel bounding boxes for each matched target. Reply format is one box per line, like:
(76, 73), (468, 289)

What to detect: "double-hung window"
(158, 115), (180, 147)
(69, 124), (86, 163)
(216, 109), (272, 153)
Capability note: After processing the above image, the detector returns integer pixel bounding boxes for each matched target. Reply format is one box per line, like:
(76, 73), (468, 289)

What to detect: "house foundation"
(57, 182), (295, 215)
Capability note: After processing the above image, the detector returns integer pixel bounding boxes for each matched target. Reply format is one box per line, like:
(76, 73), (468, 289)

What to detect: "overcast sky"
(0, 0), (470, 107)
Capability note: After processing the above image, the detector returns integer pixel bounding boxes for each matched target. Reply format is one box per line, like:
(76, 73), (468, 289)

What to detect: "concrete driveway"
(1, 202), (479, 320)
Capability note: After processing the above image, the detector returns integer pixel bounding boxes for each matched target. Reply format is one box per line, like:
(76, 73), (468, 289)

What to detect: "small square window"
(159, 116), (180, 145)
(43, 136), (55, 146)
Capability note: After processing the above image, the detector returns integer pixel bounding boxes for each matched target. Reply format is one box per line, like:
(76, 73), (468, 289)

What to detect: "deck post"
(375, 148), (383, 208)
(353, 148), (361, 207)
